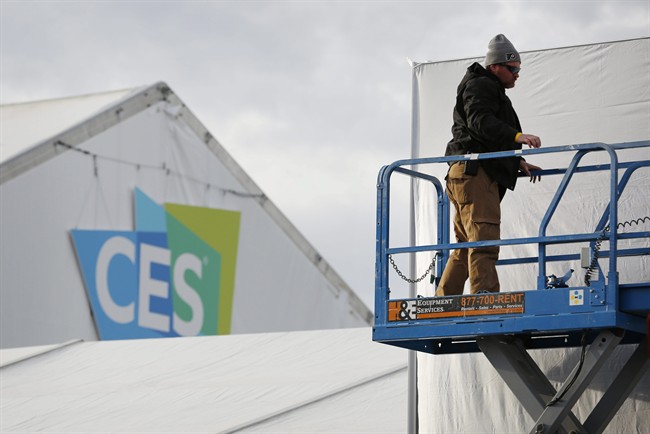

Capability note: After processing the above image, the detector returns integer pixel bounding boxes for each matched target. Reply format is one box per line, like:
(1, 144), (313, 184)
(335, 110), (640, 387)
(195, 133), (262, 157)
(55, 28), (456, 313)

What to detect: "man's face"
(492, 61), (521, 89)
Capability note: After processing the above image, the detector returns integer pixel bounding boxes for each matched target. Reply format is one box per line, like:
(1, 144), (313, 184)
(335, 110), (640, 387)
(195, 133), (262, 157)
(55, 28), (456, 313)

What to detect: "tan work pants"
(436, 163), (501, 295)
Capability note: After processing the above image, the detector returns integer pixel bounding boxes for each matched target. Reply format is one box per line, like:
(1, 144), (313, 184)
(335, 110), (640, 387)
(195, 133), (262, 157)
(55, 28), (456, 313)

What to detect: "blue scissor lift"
(373, 142), (649, 434)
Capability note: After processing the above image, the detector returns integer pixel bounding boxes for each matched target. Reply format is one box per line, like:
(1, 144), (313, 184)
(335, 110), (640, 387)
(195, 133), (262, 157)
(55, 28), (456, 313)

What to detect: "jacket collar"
(467, 62), (502, 86)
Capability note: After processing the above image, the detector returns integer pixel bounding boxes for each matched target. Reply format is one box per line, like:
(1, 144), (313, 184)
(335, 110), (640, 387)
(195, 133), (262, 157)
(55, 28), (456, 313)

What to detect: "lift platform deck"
(373, 142), (649, 434)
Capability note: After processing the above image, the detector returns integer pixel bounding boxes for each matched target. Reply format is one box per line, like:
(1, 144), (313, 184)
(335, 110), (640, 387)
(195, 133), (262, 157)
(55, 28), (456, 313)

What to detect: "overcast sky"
(1, 1), (649, 308)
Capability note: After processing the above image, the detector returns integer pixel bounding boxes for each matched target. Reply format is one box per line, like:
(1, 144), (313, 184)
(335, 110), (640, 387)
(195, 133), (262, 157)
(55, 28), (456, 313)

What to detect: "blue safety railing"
(373, 141), (650, 354)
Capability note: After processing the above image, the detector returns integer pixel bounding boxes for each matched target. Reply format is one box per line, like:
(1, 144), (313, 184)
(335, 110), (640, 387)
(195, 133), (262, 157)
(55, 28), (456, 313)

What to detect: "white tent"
(0, 327), (407, 433)
(0, 83), (371, 348)
(407, 38), (649, 432)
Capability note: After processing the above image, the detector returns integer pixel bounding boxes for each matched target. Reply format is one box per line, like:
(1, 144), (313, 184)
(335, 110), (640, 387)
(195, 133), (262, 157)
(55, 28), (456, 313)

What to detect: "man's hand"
(517, 133), (541, 148)
(520, 160), (542, 183)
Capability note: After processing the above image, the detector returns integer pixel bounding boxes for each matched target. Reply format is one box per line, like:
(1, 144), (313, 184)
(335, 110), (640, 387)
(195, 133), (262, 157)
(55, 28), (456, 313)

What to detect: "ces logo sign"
(71, 188), (240, 340)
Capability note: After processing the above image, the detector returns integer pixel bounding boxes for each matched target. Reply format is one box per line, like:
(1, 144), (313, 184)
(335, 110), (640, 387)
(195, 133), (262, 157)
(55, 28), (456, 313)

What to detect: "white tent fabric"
(0, 88), (136, 163)
(0, 327), (407, 433)
(409, 39), (650, 432)
(0, 83), (371, 349)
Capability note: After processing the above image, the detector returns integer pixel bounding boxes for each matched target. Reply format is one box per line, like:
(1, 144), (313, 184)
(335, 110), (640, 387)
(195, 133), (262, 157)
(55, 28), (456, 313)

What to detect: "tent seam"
(224, 364), (408, 433)
(0, 339), (84, 369)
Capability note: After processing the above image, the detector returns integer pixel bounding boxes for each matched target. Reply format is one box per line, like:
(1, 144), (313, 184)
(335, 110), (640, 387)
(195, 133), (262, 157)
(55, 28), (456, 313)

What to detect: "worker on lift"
(435, 34), (543, 297)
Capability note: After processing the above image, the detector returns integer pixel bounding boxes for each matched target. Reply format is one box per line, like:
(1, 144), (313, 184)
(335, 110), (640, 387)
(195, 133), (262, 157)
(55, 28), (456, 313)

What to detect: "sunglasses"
(501, 64), (521, 74)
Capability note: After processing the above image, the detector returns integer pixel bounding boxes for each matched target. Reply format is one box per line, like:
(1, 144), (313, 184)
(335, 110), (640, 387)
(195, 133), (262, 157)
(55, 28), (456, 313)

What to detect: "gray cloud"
(1, 0), (648, 306)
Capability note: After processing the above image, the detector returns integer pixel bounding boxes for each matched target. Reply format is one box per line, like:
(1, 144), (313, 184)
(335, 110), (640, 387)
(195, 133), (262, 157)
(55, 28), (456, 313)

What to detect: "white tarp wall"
(410, 39), (649, 432)
(0, 84), (371, 348)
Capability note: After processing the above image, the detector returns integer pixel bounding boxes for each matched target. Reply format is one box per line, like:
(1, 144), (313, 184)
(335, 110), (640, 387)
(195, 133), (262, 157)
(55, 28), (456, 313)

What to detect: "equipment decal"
(388, 292), (525, 322)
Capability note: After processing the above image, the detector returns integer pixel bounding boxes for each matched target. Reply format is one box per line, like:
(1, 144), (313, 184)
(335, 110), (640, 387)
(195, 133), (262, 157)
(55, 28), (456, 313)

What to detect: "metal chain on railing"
(388, 254), (436, 284)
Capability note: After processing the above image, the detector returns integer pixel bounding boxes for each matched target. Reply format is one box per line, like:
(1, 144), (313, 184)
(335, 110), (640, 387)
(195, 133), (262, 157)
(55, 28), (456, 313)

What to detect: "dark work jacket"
(445, 62), (523, 197)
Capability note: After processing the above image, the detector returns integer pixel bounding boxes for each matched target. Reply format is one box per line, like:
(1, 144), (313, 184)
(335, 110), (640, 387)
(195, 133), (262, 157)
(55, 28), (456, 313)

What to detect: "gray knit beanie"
(485, 34), (520, 66)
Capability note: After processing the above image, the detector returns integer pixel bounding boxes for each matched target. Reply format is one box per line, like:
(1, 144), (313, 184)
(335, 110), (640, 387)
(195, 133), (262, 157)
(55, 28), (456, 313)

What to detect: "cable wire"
(54, 140), (265, 199)
(584, 216), (650, 286)
(546, 330), (588, 407)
